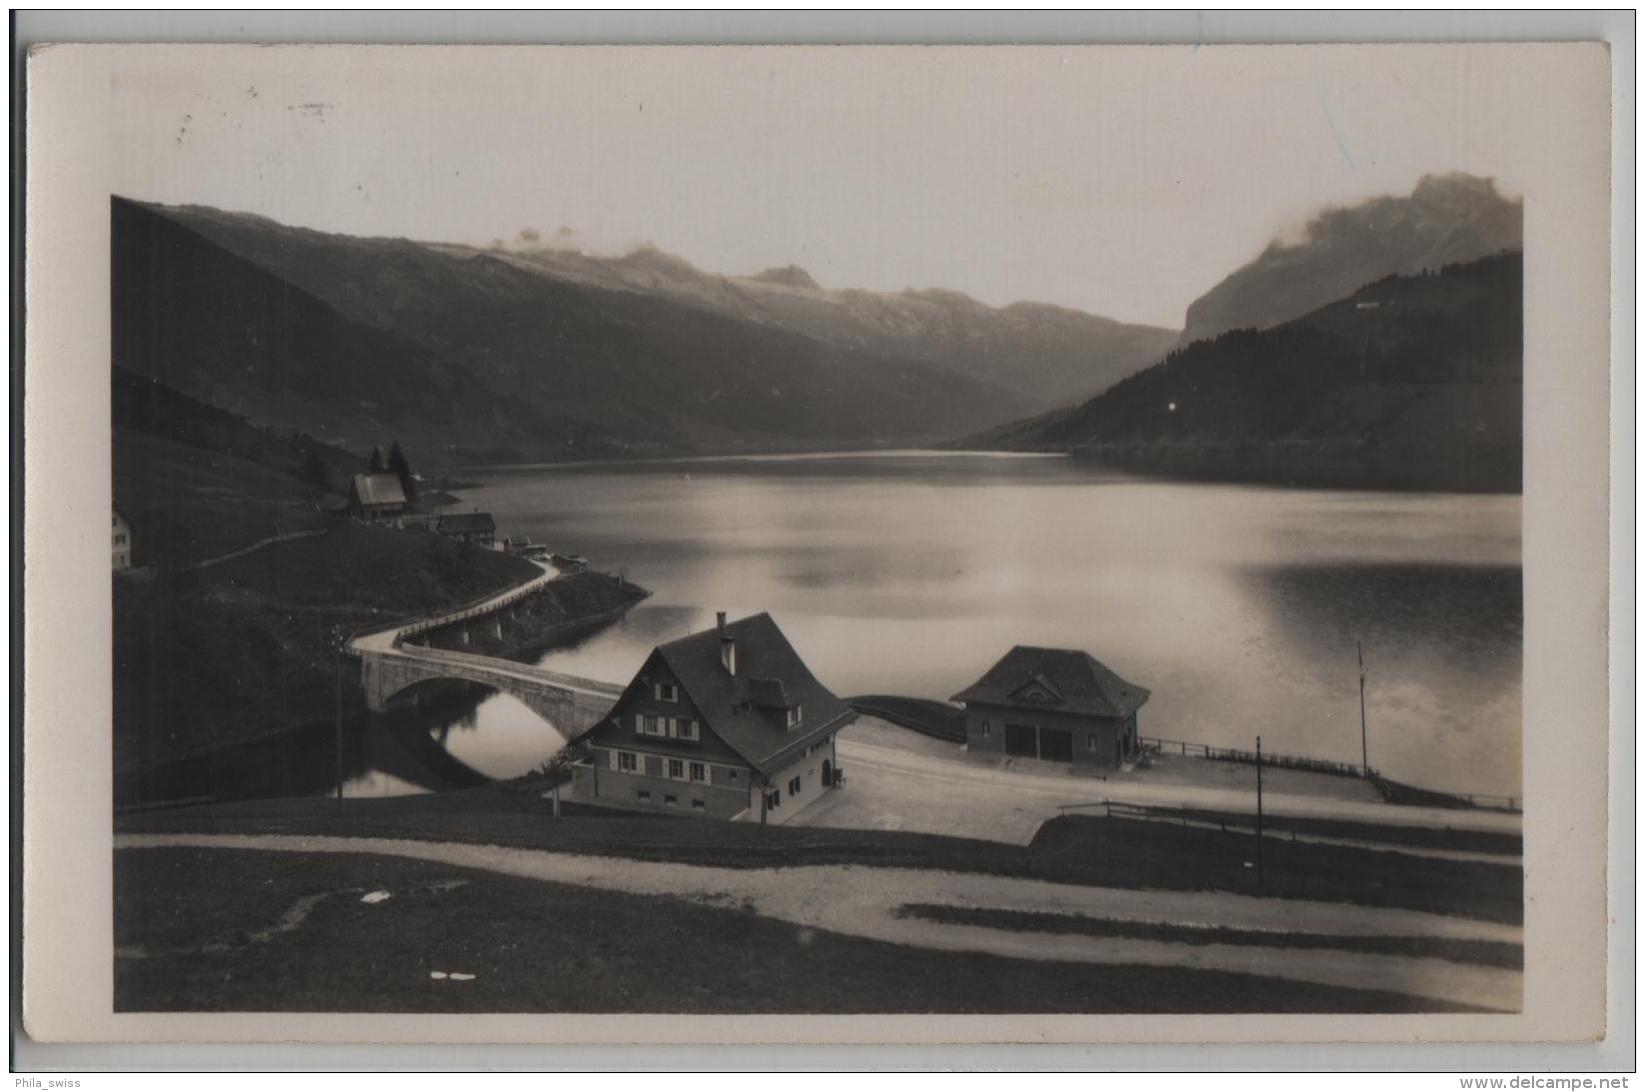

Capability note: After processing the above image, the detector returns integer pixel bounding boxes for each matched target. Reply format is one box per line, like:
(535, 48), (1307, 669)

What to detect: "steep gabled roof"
(654, 613), (853, 775)
(747, 677), (790, 710)
(951, 646), (1150, 718)
(351, 473), (407, 507)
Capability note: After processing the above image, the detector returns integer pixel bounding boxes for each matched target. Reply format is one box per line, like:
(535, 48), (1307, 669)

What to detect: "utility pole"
(1358, 640), (1370, 776)
(334, 626), (345, 811)
(1255, 734), (1264, 890)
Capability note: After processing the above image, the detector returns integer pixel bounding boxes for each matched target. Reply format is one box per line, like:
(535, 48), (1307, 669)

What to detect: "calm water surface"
(446, 451), (1521, 798)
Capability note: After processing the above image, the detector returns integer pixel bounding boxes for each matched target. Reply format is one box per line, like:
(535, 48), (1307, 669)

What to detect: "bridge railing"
(343, 565), (554, 653)
(393, 573), (556, 646)
(389, 641), (627, 697)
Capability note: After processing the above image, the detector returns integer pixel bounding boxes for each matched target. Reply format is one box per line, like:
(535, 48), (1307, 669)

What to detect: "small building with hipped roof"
(951, 646), (1150, 771)
(571, 611), (855, 822)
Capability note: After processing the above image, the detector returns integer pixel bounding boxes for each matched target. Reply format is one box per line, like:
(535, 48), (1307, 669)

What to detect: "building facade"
(952, 646), (1150, 772)
(111, 508), (133, 571)
(572, 611), (856, 822)
(436, 512), (497, 548)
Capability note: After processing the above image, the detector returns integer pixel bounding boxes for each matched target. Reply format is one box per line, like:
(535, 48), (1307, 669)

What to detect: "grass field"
(114, 847), (1477, 1013)
(121, 782), (1522, 925)
(1096, 803), (1522, 856)
(114, 427), (333, 566)
(1029, 816), (1522, 924)
(895, 904), (1523, 969)
(115, 518), (543, 776)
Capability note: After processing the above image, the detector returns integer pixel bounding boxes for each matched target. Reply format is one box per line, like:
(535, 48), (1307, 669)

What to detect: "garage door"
(1039, 728), (1073, 763)
(1004, 724), (1038, 757)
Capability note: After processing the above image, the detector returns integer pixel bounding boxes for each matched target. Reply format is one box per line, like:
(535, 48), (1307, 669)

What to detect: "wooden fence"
(1139, 735), (1369, 779)
(1138, 735), (1522, 814)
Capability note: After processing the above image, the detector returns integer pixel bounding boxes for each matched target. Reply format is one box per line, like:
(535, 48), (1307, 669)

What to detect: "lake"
(449, 451), (1521, 798)
(131, 451), (1521, 806)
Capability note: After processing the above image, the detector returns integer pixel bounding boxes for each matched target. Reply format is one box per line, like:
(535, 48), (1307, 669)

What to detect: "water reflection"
(125, 452), (1524, 805)
(479, 453), (1521, 797)
(434, 690), (570, 780)
(117, 685), (497, 809)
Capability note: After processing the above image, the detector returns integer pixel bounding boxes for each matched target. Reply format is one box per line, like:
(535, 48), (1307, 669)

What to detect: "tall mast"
(1358, 639), (1370, 775)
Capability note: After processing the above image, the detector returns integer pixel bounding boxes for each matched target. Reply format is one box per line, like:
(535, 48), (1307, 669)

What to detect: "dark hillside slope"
(115, 198), (1037, 462)
(967, 252), (1522, 493)
(112, 199), (515, 459)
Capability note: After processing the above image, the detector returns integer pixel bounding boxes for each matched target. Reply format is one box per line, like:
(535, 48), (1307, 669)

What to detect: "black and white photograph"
(16, 36), (1619, 1048)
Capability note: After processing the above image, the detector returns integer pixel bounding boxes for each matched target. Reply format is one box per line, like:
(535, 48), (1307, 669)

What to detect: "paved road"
(345, 562), (622, 703)
(806, 736), (1522, 846)
(349, 561), (558, 656)
(116, 833), (1522, 1011)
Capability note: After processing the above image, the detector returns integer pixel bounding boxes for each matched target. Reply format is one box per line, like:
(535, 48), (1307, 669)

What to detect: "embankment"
(113, 524), (639, 779)
(420, 571), (649, 663)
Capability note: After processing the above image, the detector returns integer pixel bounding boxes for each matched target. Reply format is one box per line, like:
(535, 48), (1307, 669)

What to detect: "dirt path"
(115, 832), (1522, 1012)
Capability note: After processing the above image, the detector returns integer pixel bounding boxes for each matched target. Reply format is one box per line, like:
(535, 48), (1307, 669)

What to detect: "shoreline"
(116, 569), (649, 804)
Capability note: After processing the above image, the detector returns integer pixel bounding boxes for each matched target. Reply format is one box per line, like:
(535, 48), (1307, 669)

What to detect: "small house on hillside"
(951, 646), (1150, 771)
(348, 473), (407, 522)
(436, 511), (497, 548)
(504, 536), (551, 561)
(111, 508), (133, 571)
(572, 612), (856, 823)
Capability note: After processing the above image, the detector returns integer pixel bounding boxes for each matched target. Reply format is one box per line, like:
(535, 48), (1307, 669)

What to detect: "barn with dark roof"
(436, 511), (497, 548)
(571, 612), (856, 822)
(348, 472), (407, 522)
(951, 646), (1150, 771)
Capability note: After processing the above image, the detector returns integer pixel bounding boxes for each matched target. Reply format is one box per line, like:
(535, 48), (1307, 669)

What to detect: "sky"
(108, 45), (1535, 329)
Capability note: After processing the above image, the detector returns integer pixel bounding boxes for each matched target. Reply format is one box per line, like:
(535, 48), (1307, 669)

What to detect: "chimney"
(717, 611), (735, 675)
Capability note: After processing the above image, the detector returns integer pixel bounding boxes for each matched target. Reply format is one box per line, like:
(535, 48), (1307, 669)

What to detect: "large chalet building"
(571, 612), (855, 822)
(952, 646), (1150, 771)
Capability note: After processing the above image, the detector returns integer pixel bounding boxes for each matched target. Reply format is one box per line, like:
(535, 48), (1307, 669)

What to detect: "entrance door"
(1004, 724), (1038, 758)
(822, 760), (833, 787)
(1039, 728), (1073, 763)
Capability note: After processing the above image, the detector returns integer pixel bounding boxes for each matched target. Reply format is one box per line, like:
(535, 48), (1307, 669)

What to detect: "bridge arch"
(359, 646), (622, 740)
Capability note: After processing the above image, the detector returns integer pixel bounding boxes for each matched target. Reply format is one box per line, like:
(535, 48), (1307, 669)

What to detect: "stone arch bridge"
(358, 644), (624, 735)
(349, 565), (626, 737)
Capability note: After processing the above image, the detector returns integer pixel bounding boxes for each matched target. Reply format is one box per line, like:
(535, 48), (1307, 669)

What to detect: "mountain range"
(112, 198), (1171, 464)
(487, 242), (1179, 406)
(113, 171), (1523, 488)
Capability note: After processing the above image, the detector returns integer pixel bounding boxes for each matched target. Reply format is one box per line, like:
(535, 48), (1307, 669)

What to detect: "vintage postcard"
(20, 41), (1615, 1047)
